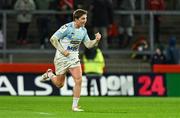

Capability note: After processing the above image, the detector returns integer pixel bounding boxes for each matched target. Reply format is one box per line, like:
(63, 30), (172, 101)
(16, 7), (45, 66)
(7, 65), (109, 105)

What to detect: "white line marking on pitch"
(37, 112), (54, 115)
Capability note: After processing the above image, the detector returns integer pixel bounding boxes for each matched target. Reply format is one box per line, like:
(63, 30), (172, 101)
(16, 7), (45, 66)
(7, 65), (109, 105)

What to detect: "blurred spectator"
(151, 45), (166, 65)
(107, 22), (119, 48)
(83, 47), (105, 96)
(54, 0), (74, 28)
(14, 0), (36, 45)
(0, 0), (14, 48)
(0, 6), (2, 33)
(74, 0), (90, 9)
(118, 0), (136, 48)
(147, 0), (165, 44)
(176, 0), (180, 10)
(165, 35), (179, 64)
(0, 1), (3, 10)
(0, 0), (15, 10)
(131, 36), (149, 61)
(35, 0), (51, 49)
(90, 0), (113, 50)
(0, 24), (4, 49)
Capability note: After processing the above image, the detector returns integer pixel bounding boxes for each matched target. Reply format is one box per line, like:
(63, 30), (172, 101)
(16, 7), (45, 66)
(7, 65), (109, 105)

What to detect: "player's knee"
(56, 83), (64, 88)
(74, 77), (82, 86)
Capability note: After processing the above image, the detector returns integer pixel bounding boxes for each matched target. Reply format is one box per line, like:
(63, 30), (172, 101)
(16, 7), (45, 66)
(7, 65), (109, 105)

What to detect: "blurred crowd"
(0, 0), (179, 64)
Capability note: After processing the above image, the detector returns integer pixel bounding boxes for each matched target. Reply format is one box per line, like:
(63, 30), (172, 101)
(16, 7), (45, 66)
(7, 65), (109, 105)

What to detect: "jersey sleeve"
(52, 24), (68, 40)
(82, 28), (90, 42)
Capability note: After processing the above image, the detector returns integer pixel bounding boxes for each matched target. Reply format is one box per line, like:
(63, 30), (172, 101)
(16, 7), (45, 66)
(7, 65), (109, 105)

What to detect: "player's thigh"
(69, 66), (82, 80)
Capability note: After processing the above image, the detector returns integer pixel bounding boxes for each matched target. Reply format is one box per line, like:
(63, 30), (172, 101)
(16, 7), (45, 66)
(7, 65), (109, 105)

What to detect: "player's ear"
(74, 18), (78, 21)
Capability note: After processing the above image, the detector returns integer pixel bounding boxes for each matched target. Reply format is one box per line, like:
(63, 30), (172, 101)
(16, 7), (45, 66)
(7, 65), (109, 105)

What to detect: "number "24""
(138, 75), (166, 96)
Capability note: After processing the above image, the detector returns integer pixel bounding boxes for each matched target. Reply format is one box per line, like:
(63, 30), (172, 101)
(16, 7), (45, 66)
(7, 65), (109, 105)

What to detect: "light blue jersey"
(53, 22), (90, 53)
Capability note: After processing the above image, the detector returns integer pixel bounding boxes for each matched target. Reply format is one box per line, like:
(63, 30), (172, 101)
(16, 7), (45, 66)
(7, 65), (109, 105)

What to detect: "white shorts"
(54, 54), (81, 75)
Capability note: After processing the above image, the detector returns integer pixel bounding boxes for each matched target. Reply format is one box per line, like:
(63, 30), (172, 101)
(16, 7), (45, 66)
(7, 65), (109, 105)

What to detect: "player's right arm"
(50, 36), (69, 56)
(50, 24), (70, 57)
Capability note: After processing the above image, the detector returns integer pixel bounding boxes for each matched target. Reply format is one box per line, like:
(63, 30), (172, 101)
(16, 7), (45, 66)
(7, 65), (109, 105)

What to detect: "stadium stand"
(1, 7), (180, 73)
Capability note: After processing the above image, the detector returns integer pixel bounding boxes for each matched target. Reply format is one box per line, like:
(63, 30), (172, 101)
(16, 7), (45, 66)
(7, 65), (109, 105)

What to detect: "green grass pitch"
(0, 96), (180, 118)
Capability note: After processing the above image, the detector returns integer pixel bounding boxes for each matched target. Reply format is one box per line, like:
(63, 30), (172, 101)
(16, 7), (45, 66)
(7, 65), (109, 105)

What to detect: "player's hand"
(63, 50), (70, 57)
(95, 32), (101, 41)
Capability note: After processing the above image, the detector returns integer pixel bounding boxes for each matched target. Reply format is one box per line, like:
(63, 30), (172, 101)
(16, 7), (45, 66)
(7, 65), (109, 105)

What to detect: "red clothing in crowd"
(148, 0), (165, 10)
(58, 0), (74, 9)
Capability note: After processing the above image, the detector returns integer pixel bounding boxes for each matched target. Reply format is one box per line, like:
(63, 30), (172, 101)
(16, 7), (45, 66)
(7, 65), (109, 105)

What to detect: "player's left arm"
(84, 32), (101, 49)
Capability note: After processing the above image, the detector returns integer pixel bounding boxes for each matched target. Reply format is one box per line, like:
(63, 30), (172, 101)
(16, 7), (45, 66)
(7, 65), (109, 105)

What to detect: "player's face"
(75, 14), (87, 27)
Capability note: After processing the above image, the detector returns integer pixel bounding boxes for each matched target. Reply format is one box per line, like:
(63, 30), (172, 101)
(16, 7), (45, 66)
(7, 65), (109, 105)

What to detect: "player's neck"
(74, 22), (81, 29)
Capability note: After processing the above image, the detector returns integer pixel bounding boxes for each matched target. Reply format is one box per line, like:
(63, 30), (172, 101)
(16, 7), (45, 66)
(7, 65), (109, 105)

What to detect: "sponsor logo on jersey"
(67, 46), (78, 51)
(59, 25), (67, 33)
(70, 40), (80, 44)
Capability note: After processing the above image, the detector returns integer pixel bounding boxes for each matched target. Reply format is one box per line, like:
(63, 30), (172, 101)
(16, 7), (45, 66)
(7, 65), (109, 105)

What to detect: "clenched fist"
(95, 32), (101, 41)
